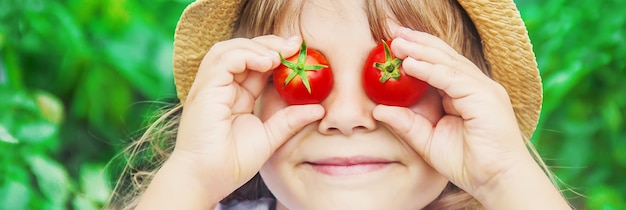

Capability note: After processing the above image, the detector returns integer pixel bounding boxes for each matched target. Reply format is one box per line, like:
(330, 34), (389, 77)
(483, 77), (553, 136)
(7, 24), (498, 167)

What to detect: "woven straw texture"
(173, 0), (243, 103)
(172, 0), (542, 139)
(457, 0), (542, 139)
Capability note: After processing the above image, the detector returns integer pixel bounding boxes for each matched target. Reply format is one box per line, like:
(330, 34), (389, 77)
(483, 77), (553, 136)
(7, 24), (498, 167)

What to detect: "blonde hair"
(107, 0), (561, 209)
(106, 104), (182, 210)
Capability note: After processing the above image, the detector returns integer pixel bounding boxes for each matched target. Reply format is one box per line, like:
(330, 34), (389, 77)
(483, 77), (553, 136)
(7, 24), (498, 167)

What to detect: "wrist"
(136, 152), (223, 209)
(473, 155), (570, 209)
(167, 150), (233, 202)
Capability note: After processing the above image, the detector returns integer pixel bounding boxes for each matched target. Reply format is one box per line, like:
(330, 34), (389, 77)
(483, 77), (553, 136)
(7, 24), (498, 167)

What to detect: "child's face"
(256, 1), (448, 209)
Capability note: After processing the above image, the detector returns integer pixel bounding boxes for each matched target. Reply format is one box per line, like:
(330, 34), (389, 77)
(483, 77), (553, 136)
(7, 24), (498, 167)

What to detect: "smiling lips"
(305, 156), (396, 176)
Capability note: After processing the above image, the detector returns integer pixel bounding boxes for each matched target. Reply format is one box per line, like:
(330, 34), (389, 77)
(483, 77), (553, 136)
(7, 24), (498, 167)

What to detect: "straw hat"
(172, 0), (542, 139)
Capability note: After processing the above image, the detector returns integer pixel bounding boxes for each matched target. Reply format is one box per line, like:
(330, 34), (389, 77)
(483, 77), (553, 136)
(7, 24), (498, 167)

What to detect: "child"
(109, 0), (571, 209)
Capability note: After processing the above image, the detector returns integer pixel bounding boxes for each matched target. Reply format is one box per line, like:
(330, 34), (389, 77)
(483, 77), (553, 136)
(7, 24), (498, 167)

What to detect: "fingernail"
(405, 56), (417, 62)
(394, 37), (408, 46)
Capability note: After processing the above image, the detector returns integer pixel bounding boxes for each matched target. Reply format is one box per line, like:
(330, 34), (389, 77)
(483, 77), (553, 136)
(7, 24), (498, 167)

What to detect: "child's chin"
(272, 181), (439, 210)
(277, 193), (428, 210)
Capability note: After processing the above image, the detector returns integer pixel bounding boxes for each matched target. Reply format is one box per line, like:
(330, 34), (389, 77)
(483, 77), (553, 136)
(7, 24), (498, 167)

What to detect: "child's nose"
(317, 68), (377, 136)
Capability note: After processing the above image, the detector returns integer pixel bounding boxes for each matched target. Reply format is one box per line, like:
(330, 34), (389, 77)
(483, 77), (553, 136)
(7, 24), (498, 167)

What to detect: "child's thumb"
(263, 104), (325, 151)
(372, 105), (434, 161)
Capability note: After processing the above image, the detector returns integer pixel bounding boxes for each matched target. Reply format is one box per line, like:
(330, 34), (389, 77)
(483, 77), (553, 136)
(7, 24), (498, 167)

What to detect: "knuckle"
(204, 41), (230, 61)
(208, 40), (230, 52)
(209, 38), (247, 52)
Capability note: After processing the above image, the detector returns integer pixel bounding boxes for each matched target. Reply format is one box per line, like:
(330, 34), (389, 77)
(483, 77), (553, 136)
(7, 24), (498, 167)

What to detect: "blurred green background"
(0, 0), (624, 209)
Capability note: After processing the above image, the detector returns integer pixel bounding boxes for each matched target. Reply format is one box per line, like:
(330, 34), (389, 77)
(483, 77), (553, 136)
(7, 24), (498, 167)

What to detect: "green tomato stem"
(373, 40), (402, 83)
(278, 40), (327, 93)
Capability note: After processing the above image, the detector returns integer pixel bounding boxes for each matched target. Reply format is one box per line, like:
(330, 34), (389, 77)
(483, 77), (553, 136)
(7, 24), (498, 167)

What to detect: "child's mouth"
(304, 156), (397, 176)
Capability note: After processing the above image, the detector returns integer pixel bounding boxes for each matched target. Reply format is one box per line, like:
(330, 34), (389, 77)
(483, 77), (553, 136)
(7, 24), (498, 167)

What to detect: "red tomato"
(273, 40), (333, 105)
(362, 40), (429, 107)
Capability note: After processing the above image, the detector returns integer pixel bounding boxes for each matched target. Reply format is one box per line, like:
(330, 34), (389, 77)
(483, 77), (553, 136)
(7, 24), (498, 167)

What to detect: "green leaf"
(79, 163), (112, 203)
(0, 88), (59, 144)
(32, 90), (65, 124)
(0, 124), (18, 143)
(0, 180), (31, 210)
(0, 87), (38, 113)
(1, 162), (33, 209)
(27, 154), (71, 206)
(72, 196), (99, 210)
(16, 120), (57, 144)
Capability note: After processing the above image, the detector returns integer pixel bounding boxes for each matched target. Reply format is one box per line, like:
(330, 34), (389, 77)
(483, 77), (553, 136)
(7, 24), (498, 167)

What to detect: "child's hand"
(372, 28), (545, 203)
(171, 35), (324, 201)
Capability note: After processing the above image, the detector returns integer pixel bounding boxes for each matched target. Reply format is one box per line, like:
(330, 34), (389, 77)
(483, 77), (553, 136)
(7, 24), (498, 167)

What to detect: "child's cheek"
(255, 86), (289, 121)
(409, 87), (443, 124)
